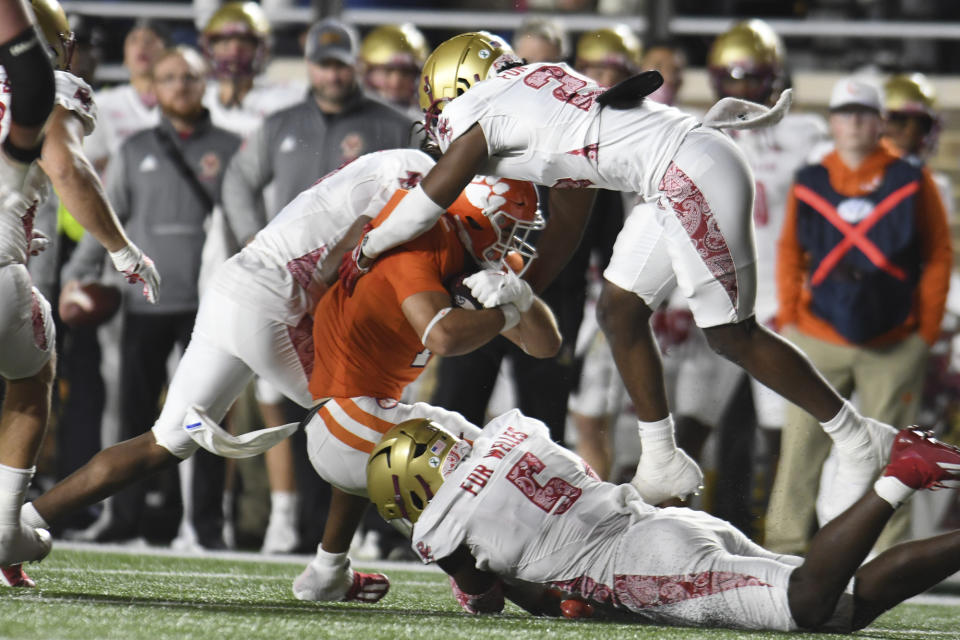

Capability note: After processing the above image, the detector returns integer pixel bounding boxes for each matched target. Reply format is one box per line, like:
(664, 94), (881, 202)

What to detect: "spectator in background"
(221, 17), (413, 554)
(511, 15), (569, 64)
(59, 46), (240, 548)
(772, 76), (951, 555)
(84, 19), (169, 174)
(359, 23), (428, 119)
(882, 73), (952, 220)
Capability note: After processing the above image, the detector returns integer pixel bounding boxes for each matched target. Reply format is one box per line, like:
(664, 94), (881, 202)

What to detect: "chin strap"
(702, 88), (793, 131)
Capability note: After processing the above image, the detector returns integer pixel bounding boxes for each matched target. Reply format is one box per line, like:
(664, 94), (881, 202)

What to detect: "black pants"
(112, 310), (224, 545)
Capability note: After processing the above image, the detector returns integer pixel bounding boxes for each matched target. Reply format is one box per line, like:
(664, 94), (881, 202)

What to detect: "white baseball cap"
(829, 77), (883, 113)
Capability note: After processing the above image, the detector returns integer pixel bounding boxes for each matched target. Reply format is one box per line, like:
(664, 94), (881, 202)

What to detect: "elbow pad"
(0, 27), (55, 129)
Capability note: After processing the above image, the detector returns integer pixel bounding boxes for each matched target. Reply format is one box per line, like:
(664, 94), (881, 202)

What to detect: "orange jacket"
(777, 146), (952, 346)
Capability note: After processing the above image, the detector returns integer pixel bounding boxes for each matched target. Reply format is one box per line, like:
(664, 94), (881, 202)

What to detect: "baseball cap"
(829, 77), (883, 113)
(305, 18), (358, 65)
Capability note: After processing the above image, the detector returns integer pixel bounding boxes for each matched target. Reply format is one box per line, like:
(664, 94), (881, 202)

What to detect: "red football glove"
(338, 223), (374, 296)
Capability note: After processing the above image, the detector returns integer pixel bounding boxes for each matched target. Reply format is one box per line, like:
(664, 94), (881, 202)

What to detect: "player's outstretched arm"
(40, 106), (160, 303)
(340, 126), (490, 293)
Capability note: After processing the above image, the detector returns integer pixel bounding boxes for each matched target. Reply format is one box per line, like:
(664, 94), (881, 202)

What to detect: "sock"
(637, 416), (677, 457)
(21, 502), (49, 530)
(821, 400), (868, 456)
(873, 476), (914, 509)
(269, 491), (298, 524)
(0, 464), (34, 528)
(313, 546), (350, 570)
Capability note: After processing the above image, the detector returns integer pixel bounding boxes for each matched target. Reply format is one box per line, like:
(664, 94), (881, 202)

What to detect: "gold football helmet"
(366, 419), (463, 527)
(883, 72), (940, 157)
(361, 23), (429, 71)
(418, 31), (518, 116)
(574, 25), (641, 74)
(29, 0), (75, 71)
(707, 19), (785, 103)
(200, 1), (270, 77)
(884, 73), (936, 117)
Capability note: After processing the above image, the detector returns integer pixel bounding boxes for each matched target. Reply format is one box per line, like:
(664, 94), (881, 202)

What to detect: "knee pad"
(0, 27), (56, 130)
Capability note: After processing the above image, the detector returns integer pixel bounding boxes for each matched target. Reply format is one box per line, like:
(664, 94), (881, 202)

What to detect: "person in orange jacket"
(768, 76), (952, 555)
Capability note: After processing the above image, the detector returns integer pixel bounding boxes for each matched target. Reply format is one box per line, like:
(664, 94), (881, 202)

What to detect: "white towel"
(184, 405), (297, 458)
(702, 88), (793, 131)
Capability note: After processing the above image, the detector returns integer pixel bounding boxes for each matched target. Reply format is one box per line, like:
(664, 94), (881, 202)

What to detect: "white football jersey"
(83, 84), (160, 167)
(203, 79), (304, 138)
(0, 69), (97, 266)
(413, 409), (654, 582)
(728, 112), (827, 322)
(212, 148), (436, 323)
(437, 62), (698, 199)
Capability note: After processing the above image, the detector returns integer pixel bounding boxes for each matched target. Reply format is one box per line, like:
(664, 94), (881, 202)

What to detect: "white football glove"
(463, 268), (534, 312)
(110, 242), (161, 304)
(28, 229), (49, 256)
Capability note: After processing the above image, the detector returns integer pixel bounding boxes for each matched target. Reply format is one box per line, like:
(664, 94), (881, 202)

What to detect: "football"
(59, 281), (122, 328)
(446, 273), (482, 310)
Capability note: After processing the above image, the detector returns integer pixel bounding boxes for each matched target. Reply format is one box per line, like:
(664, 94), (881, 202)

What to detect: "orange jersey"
(310, 214), (466, 400)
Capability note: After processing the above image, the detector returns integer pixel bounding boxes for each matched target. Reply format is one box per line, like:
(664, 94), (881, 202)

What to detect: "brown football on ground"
(59, 282), (122, 327)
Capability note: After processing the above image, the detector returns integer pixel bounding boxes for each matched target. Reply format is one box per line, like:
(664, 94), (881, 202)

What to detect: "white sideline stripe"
(52, 540), (442, 573)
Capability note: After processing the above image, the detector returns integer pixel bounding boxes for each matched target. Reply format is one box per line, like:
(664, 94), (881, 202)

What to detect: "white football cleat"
(630, 448), (704, 505)
(0, 524), (51, 567)
(820, 419), (897, 524)
(293, 559), (353, 601)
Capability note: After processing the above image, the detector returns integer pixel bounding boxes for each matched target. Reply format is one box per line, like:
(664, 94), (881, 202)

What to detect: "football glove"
(28, 229), (49, 256)
(110, 242), (161, 304)
(463, 269), (534, 312)
(338, 223), (374, 296)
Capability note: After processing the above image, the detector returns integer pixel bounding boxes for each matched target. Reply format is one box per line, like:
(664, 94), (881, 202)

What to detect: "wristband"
(499, 303), (521, 332)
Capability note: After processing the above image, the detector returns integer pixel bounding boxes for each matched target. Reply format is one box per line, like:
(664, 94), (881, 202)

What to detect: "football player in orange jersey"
(286, 175), (562, 603)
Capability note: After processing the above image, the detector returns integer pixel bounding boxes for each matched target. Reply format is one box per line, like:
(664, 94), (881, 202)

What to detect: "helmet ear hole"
(466, 216), (483, 231)
(413, 442), (428, 458)
(409, 492), (424, 510)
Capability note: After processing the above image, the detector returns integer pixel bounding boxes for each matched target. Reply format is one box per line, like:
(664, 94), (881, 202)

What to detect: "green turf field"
(1, 545), (957, 640)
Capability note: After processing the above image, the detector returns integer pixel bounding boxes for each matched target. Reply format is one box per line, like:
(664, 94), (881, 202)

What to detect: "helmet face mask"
(418, 32), (520, 143)
(884, 73), (940, 157)
(447, 177), (544, 276)
(366, 419), (470, 530)
(708, 19), (785, 104)
(29, 0), (75, 71)
(201, 1), (270, 78)
(574, 25), (641, 79)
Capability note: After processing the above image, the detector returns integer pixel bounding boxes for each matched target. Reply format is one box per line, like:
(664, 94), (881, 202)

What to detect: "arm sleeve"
(220, 125), (273, 245)
(915, 169), (953, 345)
(775, 186), (805, 330)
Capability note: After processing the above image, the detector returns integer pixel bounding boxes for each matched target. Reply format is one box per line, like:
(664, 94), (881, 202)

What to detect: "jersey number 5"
(506, 452), (582, 514)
